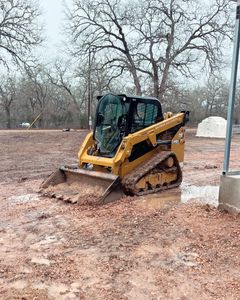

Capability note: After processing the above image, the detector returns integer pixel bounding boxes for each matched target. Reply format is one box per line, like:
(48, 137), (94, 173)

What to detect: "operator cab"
(94, 93), (163, 157)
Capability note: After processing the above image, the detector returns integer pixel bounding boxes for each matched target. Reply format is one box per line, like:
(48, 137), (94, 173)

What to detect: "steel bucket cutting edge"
(40, 165), (124, 204)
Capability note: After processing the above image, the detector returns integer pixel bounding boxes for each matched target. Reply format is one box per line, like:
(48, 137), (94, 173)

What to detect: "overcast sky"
(40, 0), (66, 57)
(39, 0), (235, 82)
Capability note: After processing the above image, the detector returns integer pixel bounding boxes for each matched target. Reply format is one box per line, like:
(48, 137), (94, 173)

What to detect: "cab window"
(131, 101), (158, 133)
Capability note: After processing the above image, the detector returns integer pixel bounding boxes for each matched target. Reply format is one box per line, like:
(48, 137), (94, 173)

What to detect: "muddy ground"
(0, 129), (240, 299)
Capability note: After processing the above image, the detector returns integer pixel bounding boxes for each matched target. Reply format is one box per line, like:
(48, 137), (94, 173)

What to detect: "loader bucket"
(40, 165), (124, 204)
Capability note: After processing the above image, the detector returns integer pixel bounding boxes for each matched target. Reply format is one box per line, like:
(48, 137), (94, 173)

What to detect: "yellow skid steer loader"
(40, 93), (189, 203)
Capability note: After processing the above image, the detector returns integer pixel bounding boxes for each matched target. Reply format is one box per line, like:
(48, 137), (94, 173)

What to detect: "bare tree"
(66, 0), (142, 95)
(0, 76), (17, 128)
(17, 71), (83, 129)
(24, 65), (50, 127)
(0, 0), (42, 67)
(67, 0), (232, 99)
(47, 60), (84, 112)
(131, 0), (233, 98)
(47, 57), (120, 126)
(203, 75), (228, 117)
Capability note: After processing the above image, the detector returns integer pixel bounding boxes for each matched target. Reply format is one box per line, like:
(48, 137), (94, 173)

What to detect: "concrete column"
(219, 175), (240, 213)
(218, 0), (240, 213)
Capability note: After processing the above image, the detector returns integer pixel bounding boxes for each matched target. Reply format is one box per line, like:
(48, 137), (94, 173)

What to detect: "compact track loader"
(41, 93), (189, 203)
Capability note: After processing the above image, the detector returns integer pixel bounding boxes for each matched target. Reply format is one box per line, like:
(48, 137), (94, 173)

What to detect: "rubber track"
(122, 151), (182, 196)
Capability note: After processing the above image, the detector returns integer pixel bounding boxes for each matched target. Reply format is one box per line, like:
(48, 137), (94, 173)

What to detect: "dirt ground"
(0, 129), (240, 300)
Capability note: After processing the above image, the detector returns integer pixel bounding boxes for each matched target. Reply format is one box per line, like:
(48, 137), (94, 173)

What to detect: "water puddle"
(181, 184), (219, 206)
(9, 280), (81, 299)
(8, 193), (39, 204)
(139, 193), (180, 210)
(31, 257), (52, 266)
(30, 235), (65, 250)
(138, 184), (219, 210)
(10, 280), (28, 290)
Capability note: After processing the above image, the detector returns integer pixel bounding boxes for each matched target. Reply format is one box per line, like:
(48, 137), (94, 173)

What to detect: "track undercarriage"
(122, 151), (182, 196)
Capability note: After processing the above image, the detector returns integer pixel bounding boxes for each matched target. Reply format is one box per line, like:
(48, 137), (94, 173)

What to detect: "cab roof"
(97, 93), (160, 103)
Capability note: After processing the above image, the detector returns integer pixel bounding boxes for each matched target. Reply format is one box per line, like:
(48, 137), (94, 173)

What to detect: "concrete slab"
(218, 174), (240, 213)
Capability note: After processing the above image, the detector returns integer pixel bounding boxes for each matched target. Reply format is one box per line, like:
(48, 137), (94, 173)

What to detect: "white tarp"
(196, 116), (227, 138)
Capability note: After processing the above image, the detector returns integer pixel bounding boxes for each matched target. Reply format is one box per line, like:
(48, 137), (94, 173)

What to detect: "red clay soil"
(0, 129), (240, 300)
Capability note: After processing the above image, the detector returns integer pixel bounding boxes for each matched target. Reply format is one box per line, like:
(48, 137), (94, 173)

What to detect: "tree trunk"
(150, 52), (160, 98)
(38, 114), (43, 128)
(132, 68), (142, 95)
(127, 55), (142, 95)
(152, 64), (159, 98)
(158, 63), (171, 100)
(5, 106), (11, 129)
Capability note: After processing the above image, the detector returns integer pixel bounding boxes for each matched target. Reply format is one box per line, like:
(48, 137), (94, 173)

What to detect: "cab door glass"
(95, 94), (124, 156)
